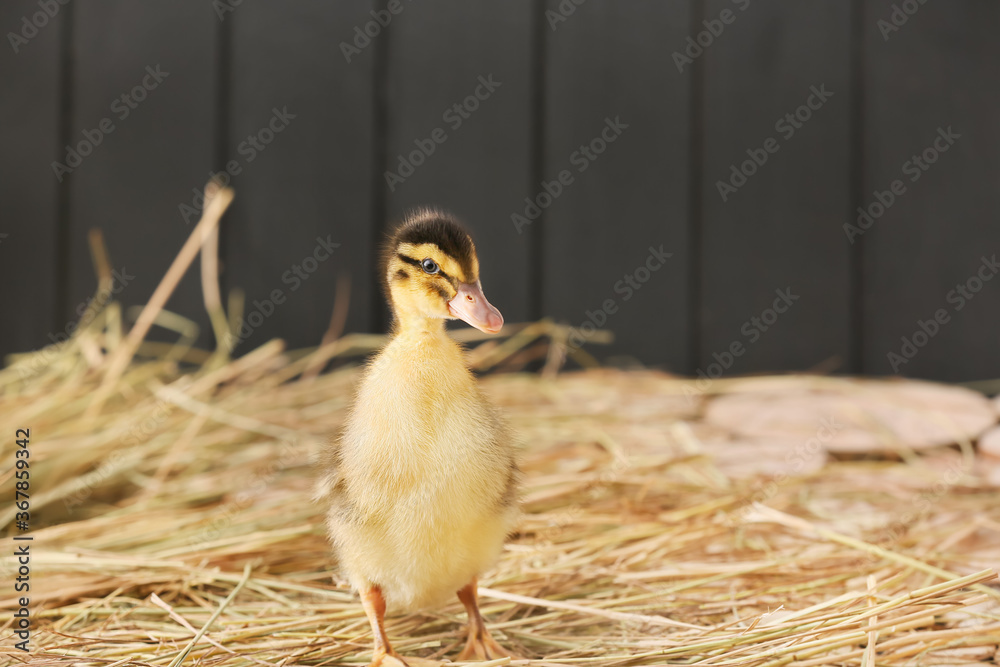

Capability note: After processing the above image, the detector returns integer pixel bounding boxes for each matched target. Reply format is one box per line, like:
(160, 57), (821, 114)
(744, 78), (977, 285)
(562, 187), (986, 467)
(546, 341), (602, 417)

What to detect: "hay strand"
(2, 201), (999, 665)
(86, 183), (234, 417)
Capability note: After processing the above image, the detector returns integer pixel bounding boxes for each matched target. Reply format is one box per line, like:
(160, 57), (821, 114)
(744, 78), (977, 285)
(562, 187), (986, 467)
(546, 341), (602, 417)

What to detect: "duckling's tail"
(312, 470), (338, 503)
(312, 436), (342, 503)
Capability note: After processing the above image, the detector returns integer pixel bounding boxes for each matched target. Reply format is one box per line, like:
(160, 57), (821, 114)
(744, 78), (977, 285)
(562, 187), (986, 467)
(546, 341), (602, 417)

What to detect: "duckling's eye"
(421, 258), (439, 274)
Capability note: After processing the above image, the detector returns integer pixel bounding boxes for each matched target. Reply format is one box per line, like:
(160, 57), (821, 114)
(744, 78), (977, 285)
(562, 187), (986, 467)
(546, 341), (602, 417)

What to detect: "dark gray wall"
(2, 0), (998, 382)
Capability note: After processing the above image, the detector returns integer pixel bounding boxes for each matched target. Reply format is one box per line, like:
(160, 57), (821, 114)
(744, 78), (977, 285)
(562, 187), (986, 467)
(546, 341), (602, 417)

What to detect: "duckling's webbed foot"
(361, 586), (411, 667)
(456, 633), (513, 661)
(456, 579), (517, 660)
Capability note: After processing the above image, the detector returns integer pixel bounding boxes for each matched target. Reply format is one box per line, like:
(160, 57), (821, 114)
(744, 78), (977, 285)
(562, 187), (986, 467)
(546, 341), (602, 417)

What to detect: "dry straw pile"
(2, 186), (999, 666)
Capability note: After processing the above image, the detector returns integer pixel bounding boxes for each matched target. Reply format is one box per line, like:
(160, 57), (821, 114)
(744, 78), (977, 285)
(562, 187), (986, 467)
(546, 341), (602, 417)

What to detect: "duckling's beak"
(448, 281), (504, 334)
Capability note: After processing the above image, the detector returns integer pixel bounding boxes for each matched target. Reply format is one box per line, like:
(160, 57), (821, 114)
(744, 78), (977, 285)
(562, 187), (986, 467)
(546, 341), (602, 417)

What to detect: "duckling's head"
(382, 211), (504, 334)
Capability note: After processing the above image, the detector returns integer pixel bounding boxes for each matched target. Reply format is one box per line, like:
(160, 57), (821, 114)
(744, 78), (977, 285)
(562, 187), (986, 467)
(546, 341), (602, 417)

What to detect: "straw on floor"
(2, 186), (999, 666)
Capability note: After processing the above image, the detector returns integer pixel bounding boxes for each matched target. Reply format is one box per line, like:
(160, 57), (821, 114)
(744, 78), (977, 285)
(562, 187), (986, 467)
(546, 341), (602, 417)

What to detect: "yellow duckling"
(316, 211), (519, 665)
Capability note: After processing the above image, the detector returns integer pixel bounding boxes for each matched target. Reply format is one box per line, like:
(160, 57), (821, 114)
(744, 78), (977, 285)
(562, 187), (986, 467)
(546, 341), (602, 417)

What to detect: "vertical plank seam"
(53, 1), (75, 330)
(685, 0), (706, 375)
(214, 2), (233, 291)
(528, 0), (548, 322)
(849, 0), (866, 373)
(369, 0), (392, 332)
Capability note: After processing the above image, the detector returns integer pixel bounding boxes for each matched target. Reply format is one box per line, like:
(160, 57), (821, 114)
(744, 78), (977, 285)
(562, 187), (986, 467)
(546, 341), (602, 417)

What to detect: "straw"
(1, 189), (998, 665)
(86, 182), (234, 417)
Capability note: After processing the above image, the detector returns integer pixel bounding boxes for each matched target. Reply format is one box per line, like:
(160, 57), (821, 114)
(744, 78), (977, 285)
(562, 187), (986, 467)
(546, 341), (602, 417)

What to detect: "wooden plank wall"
(0, 0), (63, 362)
(2, 2), (997, 382)
(383, 0), (535, 329)
(700, 1), (853, 375)
(543, 0), (693, 370)
(861, 0), (1000, 382)
(67, 1), (217, 350)
(225, 1), (377, 352)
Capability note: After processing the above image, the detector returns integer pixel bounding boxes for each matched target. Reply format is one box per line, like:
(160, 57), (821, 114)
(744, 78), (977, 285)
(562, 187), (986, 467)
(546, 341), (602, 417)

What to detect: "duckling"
(316, 211), (520, 665)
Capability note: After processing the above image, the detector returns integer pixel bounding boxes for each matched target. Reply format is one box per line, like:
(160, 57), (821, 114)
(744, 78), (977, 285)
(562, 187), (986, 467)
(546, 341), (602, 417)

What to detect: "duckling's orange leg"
(361, 586), (409, 667)
(456, 578), (514, 660)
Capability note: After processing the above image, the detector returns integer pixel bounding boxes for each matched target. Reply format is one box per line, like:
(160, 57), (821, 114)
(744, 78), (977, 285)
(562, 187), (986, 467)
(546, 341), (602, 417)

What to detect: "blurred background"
(1, 0), (997, 382)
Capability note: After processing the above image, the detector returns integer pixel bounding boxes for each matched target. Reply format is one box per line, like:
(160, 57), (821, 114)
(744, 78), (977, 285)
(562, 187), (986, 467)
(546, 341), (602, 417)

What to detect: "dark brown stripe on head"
(398, 253), (422, 269)
(395, 269), (408, 280)
(398, 252), (455, 284)
(432, 284), (450, 301)
(391, 212), (477, 280)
